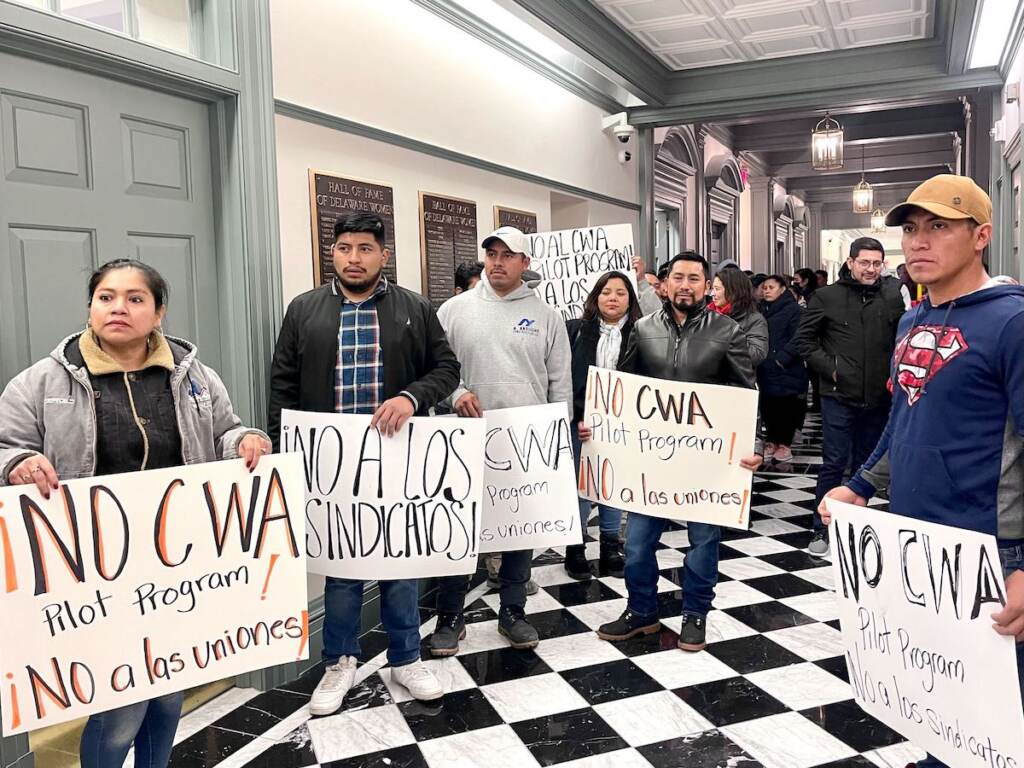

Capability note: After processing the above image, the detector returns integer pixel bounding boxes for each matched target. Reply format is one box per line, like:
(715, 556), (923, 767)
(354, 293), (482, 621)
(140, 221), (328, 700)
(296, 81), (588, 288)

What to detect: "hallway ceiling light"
(968, 0), (1019, 69)
(811, 113), (843, 170)
(852, 146), (873, 213)
(871, 208), (886, 232)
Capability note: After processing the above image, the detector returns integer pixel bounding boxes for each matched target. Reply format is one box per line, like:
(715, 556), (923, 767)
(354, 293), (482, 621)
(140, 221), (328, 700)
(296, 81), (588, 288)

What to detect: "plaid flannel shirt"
(333, 278), (388, 414)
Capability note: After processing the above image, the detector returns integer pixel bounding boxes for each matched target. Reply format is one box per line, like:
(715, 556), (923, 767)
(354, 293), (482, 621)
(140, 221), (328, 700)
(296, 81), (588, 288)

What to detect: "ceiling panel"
(592, 0), (935, 70)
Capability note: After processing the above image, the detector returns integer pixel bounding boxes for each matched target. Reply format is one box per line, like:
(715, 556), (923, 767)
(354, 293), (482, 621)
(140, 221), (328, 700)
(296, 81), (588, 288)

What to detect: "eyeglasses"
(853, 260), (884, 270)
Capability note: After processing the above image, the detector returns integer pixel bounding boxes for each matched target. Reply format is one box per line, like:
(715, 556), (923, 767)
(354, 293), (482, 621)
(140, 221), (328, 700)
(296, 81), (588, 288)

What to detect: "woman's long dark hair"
(581, 271), (642, 323)
(716, 268), (757, 317)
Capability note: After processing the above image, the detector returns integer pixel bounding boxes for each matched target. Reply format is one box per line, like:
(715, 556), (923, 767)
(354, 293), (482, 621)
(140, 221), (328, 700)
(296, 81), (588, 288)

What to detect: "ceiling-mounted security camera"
(602, 112), (636, 144)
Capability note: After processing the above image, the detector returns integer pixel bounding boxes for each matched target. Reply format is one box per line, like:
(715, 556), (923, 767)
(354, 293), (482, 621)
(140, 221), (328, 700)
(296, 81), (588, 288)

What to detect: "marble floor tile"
(320, 743), (428, 768)
(718, 556), (786, 580)
(864, 741), (925, 767)
(594, 689), (712, 746)
(703, 634), (804, 674)
(710, 580), (774, 609)
(745, 662), (853, 710)
(632, 648), (738, 690)
(418, 724), (540, 768)
(457, 646), (552, 686)
(758, 550), (829, 572)
(655, 547), (686, 569)
(542, 579), (621, 607)
(780, 591), (840, 622)
(766, 622), (846, 661)
(533, 629), (628, 671)
(482, 585), (562, 615)
(452, 618), (510, 657)
(560, 658), (664, 705)
(638, 729), (764, 768)
(793, 566), (836, 590)
(481, 670), (590, 722)
(567, 597), (629, 629)
(751, 518), (807, 536)
(553, 747), (655, 768)
(723, 601), (816, 633)
(761, 489), (816, 503)
(529, 562), (582, 588)
(702, 609), (759, 642)
(674, 677), (789, 727)
(742, 573), (826, 599)
(380, 657), (477, 703)
(752, 502), (812, 519)
(767, 476), (819, 489)
(723, 711), (858, 768)
(722, 537), (797, 557)
(307, 704), (415, 763)
(397, 688), (503, 741)
(799, 700), (907, 753)
(526, 607), (593, 640)
(657, 528), (691, 548)
(612, 624), (684, 657)
(511, 707), (629, 765)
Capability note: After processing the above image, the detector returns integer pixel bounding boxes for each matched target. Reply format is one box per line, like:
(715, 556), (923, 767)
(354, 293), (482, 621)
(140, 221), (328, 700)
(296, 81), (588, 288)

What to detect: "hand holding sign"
(7, 454), (60, 499)
(992, 570), (1024, 641)
(819, 486), (867, 523)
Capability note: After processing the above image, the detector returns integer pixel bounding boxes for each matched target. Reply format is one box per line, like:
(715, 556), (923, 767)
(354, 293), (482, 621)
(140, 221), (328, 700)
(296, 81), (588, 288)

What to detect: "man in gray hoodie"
(428, 226), (573, 655)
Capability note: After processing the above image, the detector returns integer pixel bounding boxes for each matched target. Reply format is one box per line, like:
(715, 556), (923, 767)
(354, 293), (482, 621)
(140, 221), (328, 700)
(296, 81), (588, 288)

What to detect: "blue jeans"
(918, 544), (1024, 767)
(813, 396), (890, 531)
(437, 548), (533, 614)
(573, 431), (623, 536)
(79, 692), (183, 768)
(624, 512), (721, 618)
(323, 577), (420, 667)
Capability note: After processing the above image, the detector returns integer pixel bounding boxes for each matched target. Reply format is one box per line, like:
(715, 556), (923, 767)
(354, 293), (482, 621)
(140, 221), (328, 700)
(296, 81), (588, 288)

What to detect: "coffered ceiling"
(589, 0), (935, 71)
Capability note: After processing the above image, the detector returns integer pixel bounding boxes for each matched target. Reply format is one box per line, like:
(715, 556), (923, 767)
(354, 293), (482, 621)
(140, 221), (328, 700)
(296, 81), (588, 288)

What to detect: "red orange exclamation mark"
(0, 504), (18, 593)
(297, 610), (309, 660)
(727, 432), (737, 464)
(260, 554), (280, 601)
(737, 489), (750, 526)
(6, 672), (21, 731)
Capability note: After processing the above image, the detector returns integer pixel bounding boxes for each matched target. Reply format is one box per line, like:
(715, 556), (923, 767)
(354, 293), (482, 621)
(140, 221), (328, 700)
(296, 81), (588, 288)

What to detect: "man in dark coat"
(795, 237), (905, 554)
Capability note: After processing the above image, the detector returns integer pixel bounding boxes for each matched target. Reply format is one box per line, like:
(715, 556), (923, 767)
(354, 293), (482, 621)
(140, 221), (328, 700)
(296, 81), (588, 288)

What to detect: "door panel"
(0, 51), (220, 386)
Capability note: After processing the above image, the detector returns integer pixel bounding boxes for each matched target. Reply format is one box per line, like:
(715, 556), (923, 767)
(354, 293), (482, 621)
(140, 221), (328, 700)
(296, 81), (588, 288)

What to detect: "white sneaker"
(309, 656), (357, 715)
(391, 661), (444, 701)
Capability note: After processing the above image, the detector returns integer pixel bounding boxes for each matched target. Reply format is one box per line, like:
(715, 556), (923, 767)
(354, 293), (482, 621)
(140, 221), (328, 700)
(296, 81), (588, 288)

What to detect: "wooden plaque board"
(308, 170), (398, 287)
(494, 205), (538, 234)
(419, 192), (479, 308)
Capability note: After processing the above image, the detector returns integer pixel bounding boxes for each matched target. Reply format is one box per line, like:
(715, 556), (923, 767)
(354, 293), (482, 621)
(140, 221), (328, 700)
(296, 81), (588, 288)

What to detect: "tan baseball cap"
(885, 174), (992, 226)
(481, 226), (532, 256)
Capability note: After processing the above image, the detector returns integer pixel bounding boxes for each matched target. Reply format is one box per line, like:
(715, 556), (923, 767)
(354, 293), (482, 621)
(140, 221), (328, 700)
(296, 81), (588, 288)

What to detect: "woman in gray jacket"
(0, 259), (270, 768)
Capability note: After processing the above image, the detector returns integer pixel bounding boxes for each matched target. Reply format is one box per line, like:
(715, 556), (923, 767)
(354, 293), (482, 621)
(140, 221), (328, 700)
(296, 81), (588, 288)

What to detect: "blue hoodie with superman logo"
(848, 283), (1024, 541)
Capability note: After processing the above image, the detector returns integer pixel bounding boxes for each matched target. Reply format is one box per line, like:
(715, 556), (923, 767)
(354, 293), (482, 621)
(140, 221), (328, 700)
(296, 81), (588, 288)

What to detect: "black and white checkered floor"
(163, 415), (926, 768)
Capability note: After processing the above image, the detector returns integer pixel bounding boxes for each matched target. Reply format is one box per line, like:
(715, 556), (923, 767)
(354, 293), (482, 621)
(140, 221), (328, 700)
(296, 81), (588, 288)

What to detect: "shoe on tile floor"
(808, 530), (830, 556)
(596, 609), (661, 641)
(428, 612), (466, 657)
(391, 660), (444, 701)
(564, 544), (593, 580)
(498, 605), (539, 649)
(677, 612), (707, 652)
(598, 533), (625, 578)
(773, 445), (793, 462)
(309, 656), (358, 715)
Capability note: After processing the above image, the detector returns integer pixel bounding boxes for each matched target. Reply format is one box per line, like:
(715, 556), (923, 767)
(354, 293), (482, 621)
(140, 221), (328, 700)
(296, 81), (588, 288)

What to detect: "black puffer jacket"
(621, 301), (756, 388)
(794, 265), (905, 408)
(757, 291), (807, 398)
(567, 317), (634, 423)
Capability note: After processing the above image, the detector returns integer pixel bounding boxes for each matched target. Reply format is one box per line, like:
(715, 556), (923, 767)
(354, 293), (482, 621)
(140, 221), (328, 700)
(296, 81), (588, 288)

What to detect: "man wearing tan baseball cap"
(822, 174), (1024, 768)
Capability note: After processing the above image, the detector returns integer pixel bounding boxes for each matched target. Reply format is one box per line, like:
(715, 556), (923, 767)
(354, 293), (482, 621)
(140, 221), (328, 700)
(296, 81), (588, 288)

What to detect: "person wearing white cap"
(428, 226), (573, 656)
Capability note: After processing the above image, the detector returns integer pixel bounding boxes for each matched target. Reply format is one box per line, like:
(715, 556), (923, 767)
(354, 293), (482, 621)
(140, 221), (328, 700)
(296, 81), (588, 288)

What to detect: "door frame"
(0, 5), (284, 761)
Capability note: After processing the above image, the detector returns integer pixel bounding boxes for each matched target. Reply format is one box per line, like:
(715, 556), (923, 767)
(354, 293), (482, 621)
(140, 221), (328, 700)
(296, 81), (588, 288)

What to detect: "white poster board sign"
(480, 404), (581, 553)
(527, 224), (637, 320)
(281, 410), (485, 579)
(579, 367), (758, 529)
(0, 455), (308, 735)
(827, 500), (1024, 767)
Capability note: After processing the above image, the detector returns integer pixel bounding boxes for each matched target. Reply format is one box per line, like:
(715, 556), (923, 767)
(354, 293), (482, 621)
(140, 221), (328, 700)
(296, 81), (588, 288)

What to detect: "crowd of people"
(0, 174), (1020, 768)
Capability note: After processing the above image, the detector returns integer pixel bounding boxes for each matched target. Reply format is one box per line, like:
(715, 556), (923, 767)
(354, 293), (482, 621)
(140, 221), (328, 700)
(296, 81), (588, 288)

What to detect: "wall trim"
(275, 100), (642, 212)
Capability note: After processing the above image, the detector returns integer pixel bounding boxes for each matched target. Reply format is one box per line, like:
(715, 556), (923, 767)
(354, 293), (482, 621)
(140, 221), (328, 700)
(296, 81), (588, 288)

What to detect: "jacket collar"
(78, 329), (175, 375)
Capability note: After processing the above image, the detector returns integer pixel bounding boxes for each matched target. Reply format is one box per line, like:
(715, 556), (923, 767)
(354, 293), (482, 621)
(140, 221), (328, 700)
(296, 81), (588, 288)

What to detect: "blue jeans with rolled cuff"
(323, 577), (421, 667)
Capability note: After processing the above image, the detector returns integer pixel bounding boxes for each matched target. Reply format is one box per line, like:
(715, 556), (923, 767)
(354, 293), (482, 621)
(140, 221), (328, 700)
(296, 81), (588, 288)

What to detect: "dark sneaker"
(564, 544), (592, 580)
(808, 530), (830, 556)
(428, 613), (466, 657)
(497, 606), (539, 649)
(596, 609), (661, 641)
(677, 612), (707, 652)
(598, 533), (625, 578)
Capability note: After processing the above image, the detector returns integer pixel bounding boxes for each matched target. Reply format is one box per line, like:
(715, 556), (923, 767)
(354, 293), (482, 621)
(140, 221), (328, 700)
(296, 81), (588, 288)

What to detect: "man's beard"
(338, 266), (383, 293)
(671, 294), (699, 315)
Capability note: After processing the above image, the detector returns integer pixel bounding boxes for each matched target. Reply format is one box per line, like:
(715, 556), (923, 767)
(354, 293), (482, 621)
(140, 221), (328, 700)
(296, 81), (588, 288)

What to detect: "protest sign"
(0, 455), (308, 735)
(827, 500), (1024, 768)
(579, 367), (757, 529)
(479, 404), (580, 553)
(281, 410), (485, 579)
(527, 224), (637, 320)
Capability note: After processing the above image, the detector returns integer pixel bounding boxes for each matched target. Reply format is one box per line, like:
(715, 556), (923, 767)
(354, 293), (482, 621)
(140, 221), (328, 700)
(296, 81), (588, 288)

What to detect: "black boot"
(564, 544), (592, 581)
(599, 533), (625, 578)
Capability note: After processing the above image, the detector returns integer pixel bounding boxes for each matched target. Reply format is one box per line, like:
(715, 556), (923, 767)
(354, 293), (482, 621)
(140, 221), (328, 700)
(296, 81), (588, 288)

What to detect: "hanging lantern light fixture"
(811, 112), (844, 170)
(852, 146), (873, 213)
(870, 207), (886, 232)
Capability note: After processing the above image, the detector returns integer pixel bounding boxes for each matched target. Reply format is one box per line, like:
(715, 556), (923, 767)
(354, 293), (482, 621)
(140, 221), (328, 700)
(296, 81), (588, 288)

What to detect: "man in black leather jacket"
(588, 251), (762, 652)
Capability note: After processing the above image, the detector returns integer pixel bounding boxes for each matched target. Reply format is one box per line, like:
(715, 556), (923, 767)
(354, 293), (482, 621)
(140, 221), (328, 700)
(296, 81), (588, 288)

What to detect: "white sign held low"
(579, 367), (758, 529)
(527, 224), (637, 320)
(0, 455), (308, 734)
(281, 410), (485, 579)
(828, 500), (1024, 768)
(480, 404), (581, 553)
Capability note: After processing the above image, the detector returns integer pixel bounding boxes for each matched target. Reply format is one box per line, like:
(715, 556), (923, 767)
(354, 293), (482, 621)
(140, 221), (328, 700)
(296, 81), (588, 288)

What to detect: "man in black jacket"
(269, 213), (460, 712)
(586, 251), (762, 652)
(795, 237), (904, 555)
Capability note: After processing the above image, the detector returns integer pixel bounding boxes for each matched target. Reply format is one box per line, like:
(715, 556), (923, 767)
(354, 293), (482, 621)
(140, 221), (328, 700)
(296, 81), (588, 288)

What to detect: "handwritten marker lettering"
(260, 553), (280, 601)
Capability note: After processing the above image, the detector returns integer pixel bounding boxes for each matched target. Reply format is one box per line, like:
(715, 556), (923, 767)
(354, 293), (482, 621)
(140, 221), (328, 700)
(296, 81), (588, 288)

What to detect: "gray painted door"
(0, 51), (221, 386)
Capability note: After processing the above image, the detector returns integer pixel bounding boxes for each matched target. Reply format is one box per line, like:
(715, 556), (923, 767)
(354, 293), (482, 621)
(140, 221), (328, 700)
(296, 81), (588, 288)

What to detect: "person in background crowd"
(586, 251), (762, 652)
(454, 261), (483, 294)
(815, 269), (829, 288)
(269, 213), (461, 710)
(716, 259), (741, 272)
(633, 256), (664, 315)
(757, 275), (808, 464)
(751, 273), (768, 301)
(430, 226), (573, 656)
(794, 268), (818, 304)
(0, 259), (271, 768)
(795, 236), (904, 556)
(565, 271), (640, 580)
(818, 174), (1024, 768)
(711, 268), (769, 366)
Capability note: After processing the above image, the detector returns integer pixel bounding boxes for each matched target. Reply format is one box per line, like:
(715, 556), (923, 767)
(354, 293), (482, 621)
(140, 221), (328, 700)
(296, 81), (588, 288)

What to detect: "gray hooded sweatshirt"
(436, 274), (572, 415)
(0, 332), (265, 484)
